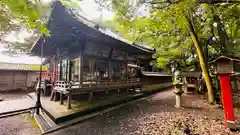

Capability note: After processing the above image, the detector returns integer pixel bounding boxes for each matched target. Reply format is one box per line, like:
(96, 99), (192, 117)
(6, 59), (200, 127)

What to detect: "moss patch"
(23, 65), (47, 71)
(21, 113), (39, 128)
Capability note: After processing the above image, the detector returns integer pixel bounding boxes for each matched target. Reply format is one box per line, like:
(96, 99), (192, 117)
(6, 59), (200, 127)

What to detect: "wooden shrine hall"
(30, 1), (172, 110)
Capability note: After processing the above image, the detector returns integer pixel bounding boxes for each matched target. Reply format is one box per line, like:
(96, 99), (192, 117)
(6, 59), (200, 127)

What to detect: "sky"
(0, 0), (114, 64)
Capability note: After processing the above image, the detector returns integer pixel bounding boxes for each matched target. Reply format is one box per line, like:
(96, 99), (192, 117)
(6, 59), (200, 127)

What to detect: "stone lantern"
(174, 81), (184, 108)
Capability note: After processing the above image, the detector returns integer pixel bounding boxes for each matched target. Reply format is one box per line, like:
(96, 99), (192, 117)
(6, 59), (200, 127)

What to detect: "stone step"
(34, 114), (52, 133)
(41, 111), (57, 127)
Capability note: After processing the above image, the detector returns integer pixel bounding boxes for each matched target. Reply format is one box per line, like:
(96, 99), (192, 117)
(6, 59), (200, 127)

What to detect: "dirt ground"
(50, 90), (240, 135)
(0, 89), (240, 135)
(0, 113), (40, 135)
(0, 90), (29, 101)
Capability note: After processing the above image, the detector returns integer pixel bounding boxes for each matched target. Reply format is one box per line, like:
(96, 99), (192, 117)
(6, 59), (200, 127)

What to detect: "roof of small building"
(141, 71), (172, 77)
(0, 63), (47, 71)
(209, 55), (240, 64)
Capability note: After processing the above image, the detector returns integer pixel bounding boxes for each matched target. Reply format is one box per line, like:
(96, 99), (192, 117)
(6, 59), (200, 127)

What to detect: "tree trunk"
(187, 18), (215, 104)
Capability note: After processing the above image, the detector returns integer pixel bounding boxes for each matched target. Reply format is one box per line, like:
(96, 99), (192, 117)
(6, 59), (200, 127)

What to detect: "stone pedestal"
(174, 82), (184, 108)
(175, 94), (182, 108)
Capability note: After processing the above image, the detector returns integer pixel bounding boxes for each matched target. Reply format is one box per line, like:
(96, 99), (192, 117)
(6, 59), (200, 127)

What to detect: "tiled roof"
(0, 63), (47, 71)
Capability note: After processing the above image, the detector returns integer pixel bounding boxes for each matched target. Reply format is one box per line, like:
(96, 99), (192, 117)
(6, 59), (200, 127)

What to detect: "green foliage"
(98, 0), (240, 71)
(0, 0), (84, 54)
(0, 0), (50, 35)
(0, 0), (52, 54)
(109, 0), (198, 70)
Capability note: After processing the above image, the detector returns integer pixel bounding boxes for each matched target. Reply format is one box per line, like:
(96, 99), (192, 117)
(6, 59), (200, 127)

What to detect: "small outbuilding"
(0, 62), (47, 91)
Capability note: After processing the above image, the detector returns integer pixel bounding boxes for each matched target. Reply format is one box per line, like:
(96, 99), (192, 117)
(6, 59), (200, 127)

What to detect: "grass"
(21, 113), (39, 128)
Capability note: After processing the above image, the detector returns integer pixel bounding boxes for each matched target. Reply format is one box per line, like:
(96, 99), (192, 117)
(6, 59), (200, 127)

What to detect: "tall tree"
(0, 0), (50, 35)
(94, 0), (240, 103)
(104, 0), (215, 103)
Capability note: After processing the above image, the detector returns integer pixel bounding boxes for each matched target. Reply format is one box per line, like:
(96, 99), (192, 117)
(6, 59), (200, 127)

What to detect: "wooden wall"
(0, 70), (38, 91)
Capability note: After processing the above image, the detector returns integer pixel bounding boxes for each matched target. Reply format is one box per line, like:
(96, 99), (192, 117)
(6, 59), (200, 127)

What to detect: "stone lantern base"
(174, 88), (184, 108)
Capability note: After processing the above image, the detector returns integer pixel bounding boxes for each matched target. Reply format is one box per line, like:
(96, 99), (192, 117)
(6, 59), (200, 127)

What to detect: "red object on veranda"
(219, 74), (235, 128)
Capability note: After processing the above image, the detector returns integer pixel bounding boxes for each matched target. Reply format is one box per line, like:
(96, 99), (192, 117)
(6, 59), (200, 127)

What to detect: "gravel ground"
(50, 89), (240, 135)
(0, 113), (40, 135)
(0, 90), (29, 101)
(1, 89), (240, 135)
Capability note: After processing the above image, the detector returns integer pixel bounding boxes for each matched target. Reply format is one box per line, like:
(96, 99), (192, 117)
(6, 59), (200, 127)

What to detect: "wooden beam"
(83, 54), (125, 63)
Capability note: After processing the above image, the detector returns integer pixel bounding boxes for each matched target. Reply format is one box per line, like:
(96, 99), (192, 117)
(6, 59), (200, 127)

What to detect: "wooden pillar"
(60, 93), (63, 105)
(68, 59), (72, 82)
(50, 91), (54, 101)
(59, 59), (62, 81)
(125, 63), (128, 80)
(125, 53), (128, 80)
(108, 48), (113, 81)
(12, 71), (15, 90)
(25, 72), (28, 89)
(79, 52), (83, 86)
(67, 95), (72, 109)
(88, 92), (93, 103)
(54, 92), (57, 101)
(108, 61), (112, 81)
(234, 76), (238, 91)
(65, 59), (69, 82)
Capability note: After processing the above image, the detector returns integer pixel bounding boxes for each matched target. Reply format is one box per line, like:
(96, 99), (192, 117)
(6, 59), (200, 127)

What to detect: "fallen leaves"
(127, 92), (240, 135)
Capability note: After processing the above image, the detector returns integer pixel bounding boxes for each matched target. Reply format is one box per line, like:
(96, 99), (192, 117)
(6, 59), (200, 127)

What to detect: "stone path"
(0, 98), (35, 114)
